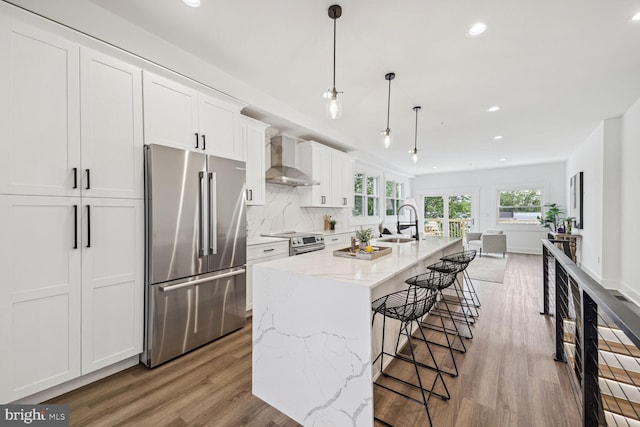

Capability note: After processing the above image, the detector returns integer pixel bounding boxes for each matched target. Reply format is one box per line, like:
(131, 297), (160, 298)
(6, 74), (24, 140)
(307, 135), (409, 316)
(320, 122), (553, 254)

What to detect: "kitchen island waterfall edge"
(252, 236), (463, 427)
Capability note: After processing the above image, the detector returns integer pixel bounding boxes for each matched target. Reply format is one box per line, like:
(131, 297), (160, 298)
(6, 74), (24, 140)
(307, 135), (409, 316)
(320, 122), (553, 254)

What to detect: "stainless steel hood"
(265, 136), (319, 186)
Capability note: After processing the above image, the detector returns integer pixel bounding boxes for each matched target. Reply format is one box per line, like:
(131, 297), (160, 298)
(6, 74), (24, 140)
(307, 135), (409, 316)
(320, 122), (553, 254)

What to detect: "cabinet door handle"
(263, 248), (275, 253)
(331, 238), (339, 241)
(195, 132), (199, 149)
(343, 197), (347, 205)
(201, 134), (206, 150)
(249, 189), (253, 201)
(72, 168), (78, 189)
(86, 205), (91, 248)
(85, 169), (90, 190)
(73, 205), (78, 249)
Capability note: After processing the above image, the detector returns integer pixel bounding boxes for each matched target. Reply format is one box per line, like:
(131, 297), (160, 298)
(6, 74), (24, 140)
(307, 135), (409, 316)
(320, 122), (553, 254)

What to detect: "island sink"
(376, 237), (415, 243)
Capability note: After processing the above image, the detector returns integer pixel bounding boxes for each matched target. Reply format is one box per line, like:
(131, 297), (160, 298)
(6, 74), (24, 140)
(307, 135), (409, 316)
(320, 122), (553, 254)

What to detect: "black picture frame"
(570, 171), (583, 229)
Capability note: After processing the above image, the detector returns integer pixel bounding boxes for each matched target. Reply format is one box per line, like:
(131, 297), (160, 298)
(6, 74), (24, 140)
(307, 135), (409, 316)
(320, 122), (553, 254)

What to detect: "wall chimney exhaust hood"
(265, 136), (319, 186)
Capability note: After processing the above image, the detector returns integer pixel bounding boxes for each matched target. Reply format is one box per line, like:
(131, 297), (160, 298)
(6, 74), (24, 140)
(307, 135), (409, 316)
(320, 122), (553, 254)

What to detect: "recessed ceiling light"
(487, 105), (501, 112)
(182, 0), (201, 7)
(468, 22), (487, 37)
(632, 12), (640, 21)
(493, 135), (504, 140)
(499, 157), (507, 162)
(432, 166), (438, 169)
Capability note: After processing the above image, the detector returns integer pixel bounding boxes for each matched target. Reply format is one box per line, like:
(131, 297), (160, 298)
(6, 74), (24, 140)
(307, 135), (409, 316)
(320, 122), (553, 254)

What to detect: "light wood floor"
(48, 253), (580, 426)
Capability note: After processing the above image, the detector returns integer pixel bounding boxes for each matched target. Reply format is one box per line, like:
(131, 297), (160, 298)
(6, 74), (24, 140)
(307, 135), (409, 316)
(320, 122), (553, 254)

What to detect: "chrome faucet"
(397, 203), (420, 240)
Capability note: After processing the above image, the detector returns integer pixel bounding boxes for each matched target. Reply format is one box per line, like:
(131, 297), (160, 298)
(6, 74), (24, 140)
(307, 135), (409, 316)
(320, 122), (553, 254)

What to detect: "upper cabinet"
(298, 141), (352, 208)
(142, 71), (245, 160)
(80, 48), (143, 199)
(333, 153), (354, 208)
(241, 116), (269, 206)
(0, 19), (80, 197)
(0, 19), (144, 199)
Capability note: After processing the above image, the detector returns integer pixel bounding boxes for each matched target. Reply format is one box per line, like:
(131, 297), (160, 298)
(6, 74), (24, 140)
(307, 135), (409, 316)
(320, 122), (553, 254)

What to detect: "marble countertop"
(255, 236), (461, 289)
(247, 236), (289, 246)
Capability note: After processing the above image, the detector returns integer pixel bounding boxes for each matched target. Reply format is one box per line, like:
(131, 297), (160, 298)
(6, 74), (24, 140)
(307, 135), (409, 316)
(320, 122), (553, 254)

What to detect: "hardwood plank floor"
(47, 253), (580, 426)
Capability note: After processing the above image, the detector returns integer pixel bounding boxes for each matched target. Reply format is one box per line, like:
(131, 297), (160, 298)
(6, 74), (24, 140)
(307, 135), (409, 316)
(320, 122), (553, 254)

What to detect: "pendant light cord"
(414, 107), (419, 151)
(332, 16), (336, 89)
(386, 78), (391, 129)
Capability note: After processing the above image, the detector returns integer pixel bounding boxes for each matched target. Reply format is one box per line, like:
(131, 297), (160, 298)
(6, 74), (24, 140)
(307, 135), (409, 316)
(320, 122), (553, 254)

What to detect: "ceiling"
(88, 0), (640, 175)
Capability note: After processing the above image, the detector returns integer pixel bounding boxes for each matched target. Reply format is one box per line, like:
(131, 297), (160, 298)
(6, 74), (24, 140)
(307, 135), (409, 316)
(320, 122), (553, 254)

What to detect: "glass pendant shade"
(412, 151), (418, 163)
(381, 129), (392, 148)
(324, 87), (342, 119)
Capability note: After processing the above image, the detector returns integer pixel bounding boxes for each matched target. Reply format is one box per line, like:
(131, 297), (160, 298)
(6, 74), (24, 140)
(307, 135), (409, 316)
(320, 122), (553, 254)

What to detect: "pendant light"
(322, 5), (343, 119)
(381, 72), (395, 148)
(409, 106), (421, 163)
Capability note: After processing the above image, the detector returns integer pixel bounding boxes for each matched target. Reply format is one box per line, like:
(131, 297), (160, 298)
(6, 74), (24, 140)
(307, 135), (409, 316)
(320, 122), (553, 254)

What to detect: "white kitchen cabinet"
(298, 141), (333, 207)
(241, 116), (269, 206)
(299, 141), (351, 208)
(323, 232), (355, 248)
(81, 198), (143, 374)
(331, 152), (354, 208)
(0, 19), (80, 197)
(199, 93), (243, 160)
(0, 194), (144, 400)
(0, 195), (82, 402)
(143, 71), (245, 159)
(81, 48), (144, 199)
(246, 240), (289, 311)
(142, 71), (199, 151)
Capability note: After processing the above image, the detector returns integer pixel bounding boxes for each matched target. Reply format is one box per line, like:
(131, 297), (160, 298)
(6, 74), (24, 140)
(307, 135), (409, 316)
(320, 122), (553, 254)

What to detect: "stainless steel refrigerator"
(142, 144), (246, 367)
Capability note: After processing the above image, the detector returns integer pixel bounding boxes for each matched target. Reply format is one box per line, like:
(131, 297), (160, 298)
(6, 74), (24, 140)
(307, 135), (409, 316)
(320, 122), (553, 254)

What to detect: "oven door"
(291, 244), (325, 256)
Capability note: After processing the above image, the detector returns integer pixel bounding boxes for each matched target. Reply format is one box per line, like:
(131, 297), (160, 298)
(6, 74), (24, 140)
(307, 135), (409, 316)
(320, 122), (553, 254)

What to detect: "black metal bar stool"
(402, 270), (461, 377)
(424, 260), (476, 339)
(441, 249), (481, 308)
(371, 287), (449, 426)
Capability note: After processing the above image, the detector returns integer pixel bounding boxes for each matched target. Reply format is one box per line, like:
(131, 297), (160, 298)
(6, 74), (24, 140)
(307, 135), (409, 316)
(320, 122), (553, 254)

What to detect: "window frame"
(385, 179), (404, 217)
(496, 186), (544, 226)
(353, 172), (380, 218)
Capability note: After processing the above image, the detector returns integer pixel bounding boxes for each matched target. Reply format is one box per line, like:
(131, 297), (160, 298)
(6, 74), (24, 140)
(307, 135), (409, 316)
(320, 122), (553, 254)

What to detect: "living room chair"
(465, 229), (507, 258)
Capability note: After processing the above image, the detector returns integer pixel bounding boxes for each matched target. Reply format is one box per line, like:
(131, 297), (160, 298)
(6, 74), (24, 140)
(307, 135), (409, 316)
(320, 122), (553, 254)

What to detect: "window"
(498, 189), (542, 224)
(353, 173), (379, 217)
(385, 180), (403, 216)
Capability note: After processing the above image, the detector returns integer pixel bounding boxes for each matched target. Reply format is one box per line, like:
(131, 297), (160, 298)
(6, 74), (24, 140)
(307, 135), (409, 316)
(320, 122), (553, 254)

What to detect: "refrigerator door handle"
(158, 268), (245, 292)
(198, 171), (206, 256)
(209, 171), (217, 255)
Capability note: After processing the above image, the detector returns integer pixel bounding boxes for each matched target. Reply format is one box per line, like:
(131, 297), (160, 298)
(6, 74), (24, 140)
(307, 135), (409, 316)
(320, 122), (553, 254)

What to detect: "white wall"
(566, 123), (605, 279)
(620, 98), (640, 301)
(412, 162), (566, 254)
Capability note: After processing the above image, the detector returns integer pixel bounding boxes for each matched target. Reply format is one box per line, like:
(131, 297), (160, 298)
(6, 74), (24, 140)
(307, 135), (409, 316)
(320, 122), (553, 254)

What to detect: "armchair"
(466, 229), (507, 258)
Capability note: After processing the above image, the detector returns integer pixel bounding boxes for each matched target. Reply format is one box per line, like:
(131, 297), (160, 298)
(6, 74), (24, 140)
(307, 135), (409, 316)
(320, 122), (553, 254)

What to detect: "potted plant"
(329, 218), (337, 231)
(537, 203), (564, 232)
(562, 217), (575, 234)
(355, 227), (373, 250)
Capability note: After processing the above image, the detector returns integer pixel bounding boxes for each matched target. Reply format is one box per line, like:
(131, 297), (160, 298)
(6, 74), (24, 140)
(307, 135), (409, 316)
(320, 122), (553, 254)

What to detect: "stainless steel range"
(261, 231), (325, 256)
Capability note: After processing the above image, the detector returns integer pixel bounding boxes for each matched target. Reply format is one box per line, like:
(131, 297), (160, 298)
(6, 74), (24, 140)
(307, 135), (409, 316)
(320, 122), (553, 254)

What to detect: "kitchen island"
(252, 236), (462, 427)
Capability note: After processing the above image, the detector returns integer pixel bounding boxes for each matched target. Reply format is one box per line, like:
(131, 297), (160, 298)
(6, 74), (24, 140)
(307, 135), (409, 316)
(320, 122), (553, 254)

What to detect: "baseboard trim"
(617, 280), (640, 308)
(507, 247), (542, 255)
(11, 356), (140, 404)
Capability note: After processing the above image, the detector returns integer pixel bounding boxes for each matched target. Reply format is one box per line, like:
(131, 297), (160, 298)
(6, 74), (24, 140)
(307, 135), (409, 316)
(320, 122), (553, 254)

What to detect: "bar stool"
(403, 270), (462, 377)
(441, 249), (481, 308)
(371, 287), (449, 426)
(424, 260), (476, 339)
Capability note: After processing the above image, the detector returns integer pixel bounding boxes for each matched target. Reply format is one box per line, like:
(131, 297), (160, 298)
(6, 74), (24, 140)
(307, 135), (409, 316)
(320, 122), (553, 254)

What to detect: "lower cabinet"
(323, 232), (354, 248)
(246, 241), (289, 311)
(0, 195), (143, 402)
(81, 198), (143, 374)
